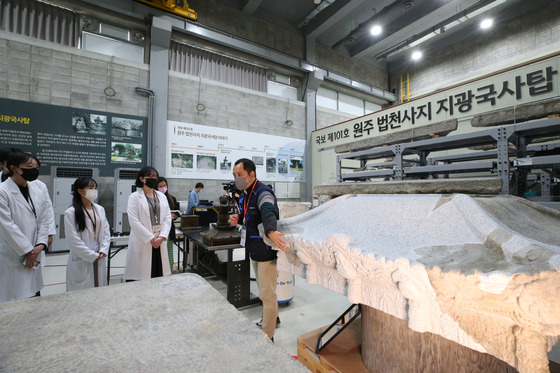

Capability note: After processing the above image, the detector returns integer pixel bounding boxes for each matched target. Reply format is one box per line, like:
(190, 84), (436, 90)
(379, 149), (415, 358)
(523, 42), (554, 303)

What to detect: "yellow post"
(400, 72), (411, 103)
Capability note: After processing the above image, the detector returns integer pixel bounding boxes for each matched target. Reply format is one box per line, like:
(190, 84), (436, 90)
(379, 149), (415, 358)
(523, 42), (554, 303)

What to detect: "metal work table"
(180, 228), (260, 309)
(107, 235), (129, 284)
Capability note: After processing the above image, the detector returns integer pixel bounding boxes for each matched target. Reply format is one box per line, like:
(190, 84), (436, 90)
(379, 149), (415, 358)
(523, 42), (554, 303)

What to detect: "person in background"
(1, 151), (56, 266)
(229, 158), (287, 341)
(124, 166), (172, 281)
(186, 182), (204, 215)
(0, 148), (23, 182)
(0, 152), (50, 302)
(64, 177), (110, 291)
(157, 177), (180, 272)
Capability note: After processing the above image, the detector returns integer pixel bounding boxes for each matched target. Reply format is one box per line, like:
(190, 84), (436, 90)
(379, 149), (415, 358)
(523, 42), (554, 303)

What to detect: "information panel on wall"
(166, 120), (305, 182)
(0, 98), (148, 176)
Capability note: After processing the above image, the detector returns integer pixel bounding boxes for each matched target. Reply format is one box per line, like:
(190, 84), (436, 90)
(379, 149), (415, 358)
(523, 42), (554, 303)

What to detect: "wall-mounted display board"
(0, 98), (147, 176)
(166, 121), (305, 182)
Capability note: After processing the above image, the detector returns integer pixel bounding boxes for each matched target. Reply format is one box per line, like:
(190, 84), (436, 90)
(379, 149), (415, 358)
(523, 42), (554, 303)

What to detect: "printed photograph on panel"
(252, 156), (264, 166)
(220, 156), (231, 171)
(71, 112), (92, 134)
(290, 157), (304, 171)
(278, 158), (289, 174)
(197, 155), (217, 170)
(111, 142), (142, 163)
(171, 153), (193, 168)
(266, 157), (276, 173)
(112, 117), (143, 138)
(89, 114), (107, 135)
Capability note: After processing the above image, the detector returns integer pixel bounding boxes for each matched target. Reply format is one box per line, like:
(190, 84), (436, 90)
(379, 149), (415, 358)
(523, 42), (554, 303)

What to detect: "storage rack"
(336, 117), (560, 196)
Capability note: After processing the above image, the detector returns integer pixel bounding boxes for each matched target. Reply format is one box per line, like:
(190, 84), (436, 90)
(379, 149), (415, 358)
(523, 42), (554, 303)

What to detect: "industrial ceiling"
(214, 0), (552, 72)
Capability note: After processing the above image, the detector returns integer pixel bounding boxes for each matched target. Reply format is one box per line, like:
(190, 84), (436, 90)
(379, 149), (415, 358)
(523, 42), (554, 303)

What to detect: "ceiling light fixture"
(480, 18), (493, 29)
(370, 25), (382, 36)
(411, 51), (422, 61)
(314, 0), (321, 4)
(376, 0), (507, 61)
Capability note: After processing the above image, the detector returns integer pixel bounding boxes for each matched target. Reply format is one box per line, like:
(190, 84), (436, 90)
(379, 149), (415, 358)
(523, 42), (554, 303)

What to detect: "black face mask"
(144, 177), (158, 189)
(19, 167), (39, 182)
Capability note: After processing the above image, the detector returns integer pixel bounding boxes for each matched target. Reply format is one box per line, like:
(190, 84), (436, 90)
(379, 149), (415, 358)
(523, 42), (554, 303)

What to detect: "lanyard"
(84, 205), (101, 248)
(84, 205), (97, 235)
(242, 179), (257, 225)
(146, 193), (160, 224)
(27, 192), (37, 219)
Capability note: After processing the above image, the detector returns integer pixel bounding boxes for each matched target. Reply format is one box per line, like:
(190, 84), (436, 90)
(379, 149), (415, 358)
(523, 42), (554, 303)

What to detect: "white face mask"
(84, 189), (98, 202)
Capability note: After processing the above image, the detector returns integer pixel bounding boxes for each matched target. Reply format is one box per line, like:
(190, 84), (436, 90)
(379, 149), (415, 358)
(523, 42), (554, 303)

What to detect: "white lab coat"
(64, 204), (111, 291)
(124, 189), (171, 280)
(30, 179), (56, 267)
(0, 178), (50, 302)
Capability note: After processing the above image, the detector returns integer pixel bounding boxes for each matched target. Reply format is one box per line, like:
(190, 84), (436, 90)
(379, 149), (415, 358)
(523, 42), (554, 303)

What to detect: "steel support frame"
(492, 126), (514, 195)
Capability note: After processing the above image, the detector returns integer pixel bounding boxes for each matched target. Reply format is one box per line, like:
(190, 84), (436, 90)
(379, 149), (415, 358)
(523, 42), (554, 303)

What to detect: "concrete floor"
(41, 246), (351, 358)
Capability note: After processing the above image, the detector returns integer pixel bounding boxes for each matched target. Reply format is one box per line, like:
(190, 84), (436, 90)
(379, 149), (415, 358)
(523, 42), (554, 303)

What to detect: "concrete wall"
(391, 1), (560, 97)
(166, 71), (308, 204)
(0, 32), (149, 221)
(1, 29), (353, 222)
(187, 0), (387, 89)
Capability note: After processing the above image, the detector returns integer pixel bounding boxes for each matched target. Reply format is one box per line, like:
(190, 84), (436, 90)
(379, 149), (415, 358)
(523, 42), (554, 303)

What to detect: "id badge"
(152, 223), (162, 237)
(240, 226), (247, 247)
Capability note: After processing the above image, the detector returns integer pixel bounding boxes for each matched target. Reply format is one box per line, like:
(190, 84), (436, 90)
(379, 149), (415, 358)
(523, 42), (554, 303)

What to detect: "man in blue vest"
(231, 158), (286, 341)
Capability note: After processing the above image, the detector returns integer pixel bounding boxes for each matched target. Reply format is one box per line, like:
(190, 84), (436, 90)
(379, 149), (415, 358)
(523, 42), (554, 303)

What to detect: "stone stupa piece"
(267, 194), (560, 373)
(200, 195), (241, 246)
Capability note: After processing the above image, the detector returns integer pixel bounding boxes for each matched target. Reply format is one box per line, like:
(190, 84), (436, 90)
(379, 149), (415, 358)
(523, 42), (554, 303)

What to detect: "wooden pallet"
(297, 317), (368, 373)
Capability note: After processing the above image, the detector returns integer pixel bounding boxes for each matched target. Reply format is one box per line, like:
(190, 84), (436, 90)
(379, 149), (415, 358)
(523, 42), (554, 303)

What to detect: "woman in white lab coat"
(0, 152), (50, 302)
(124, 166), (171, 281)
(64, 177), (110, 291)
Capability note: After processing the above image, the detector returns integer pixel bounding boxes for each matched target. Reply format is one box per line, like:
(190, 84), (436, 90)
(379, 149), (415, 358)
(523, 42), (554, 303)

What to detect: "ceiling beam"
(303, 0), (360, 40)
(352, 0), (484, 60)
(242, 0), (263, 15)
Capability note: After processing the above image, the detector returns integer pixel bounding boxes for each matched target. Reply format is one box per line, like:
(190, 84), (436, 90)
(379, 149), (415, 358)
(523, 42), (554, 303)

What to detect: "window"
(80, 19), (145, 63)
(0, 0), (79, 46)
(81, 31), (144, 63)
(317, 87), (381, 116)
(169, 41), (267, 92)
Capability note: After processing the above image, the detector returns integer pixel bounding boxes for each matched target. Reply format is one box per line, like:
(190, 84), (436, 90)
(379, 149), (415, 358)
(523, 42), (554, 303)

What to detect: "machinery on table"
(200, 195), (241, 246)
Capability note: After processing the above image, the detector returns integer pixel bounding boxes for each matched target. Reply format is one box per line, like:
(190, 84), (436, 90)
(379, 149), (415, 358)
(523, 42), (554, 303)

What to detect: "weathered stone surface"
(278, 202), (312, 219)
(269, 194), (560, 373)
(314, 177), (502, 196)
(0, 274), (307, 373)
(471, 97), (560, 127)
(334, 119), (457, 153)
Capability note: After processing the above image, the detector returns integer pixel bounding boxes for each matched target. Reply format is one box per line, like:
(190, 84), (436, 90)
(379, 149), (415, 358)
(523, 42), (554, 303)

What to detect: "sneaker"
(256, 316), (281, 328)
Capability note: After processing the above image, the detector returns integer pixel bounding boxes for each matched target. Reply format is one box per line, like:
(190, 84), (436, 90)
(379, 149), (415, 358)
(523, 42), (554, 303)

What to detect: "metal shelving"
(336, 117), (560, 196)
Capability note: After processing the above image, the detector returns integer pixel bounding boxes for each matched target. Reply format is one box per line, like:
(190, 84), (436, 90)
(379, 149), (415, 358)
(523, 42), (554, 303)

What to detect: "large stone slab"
(270, 194), (560, 373)
(0, 274), (307, 373)
(471, 97), (560, 127)
(314, 177), (502, 196)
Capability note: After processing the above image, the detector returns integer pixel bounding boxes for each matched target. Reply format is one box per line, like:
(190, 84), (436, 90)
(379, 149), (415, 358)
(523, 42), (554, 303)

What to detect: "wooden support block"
(297, 318), (368, 373)
(548, 114), (559, 118)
